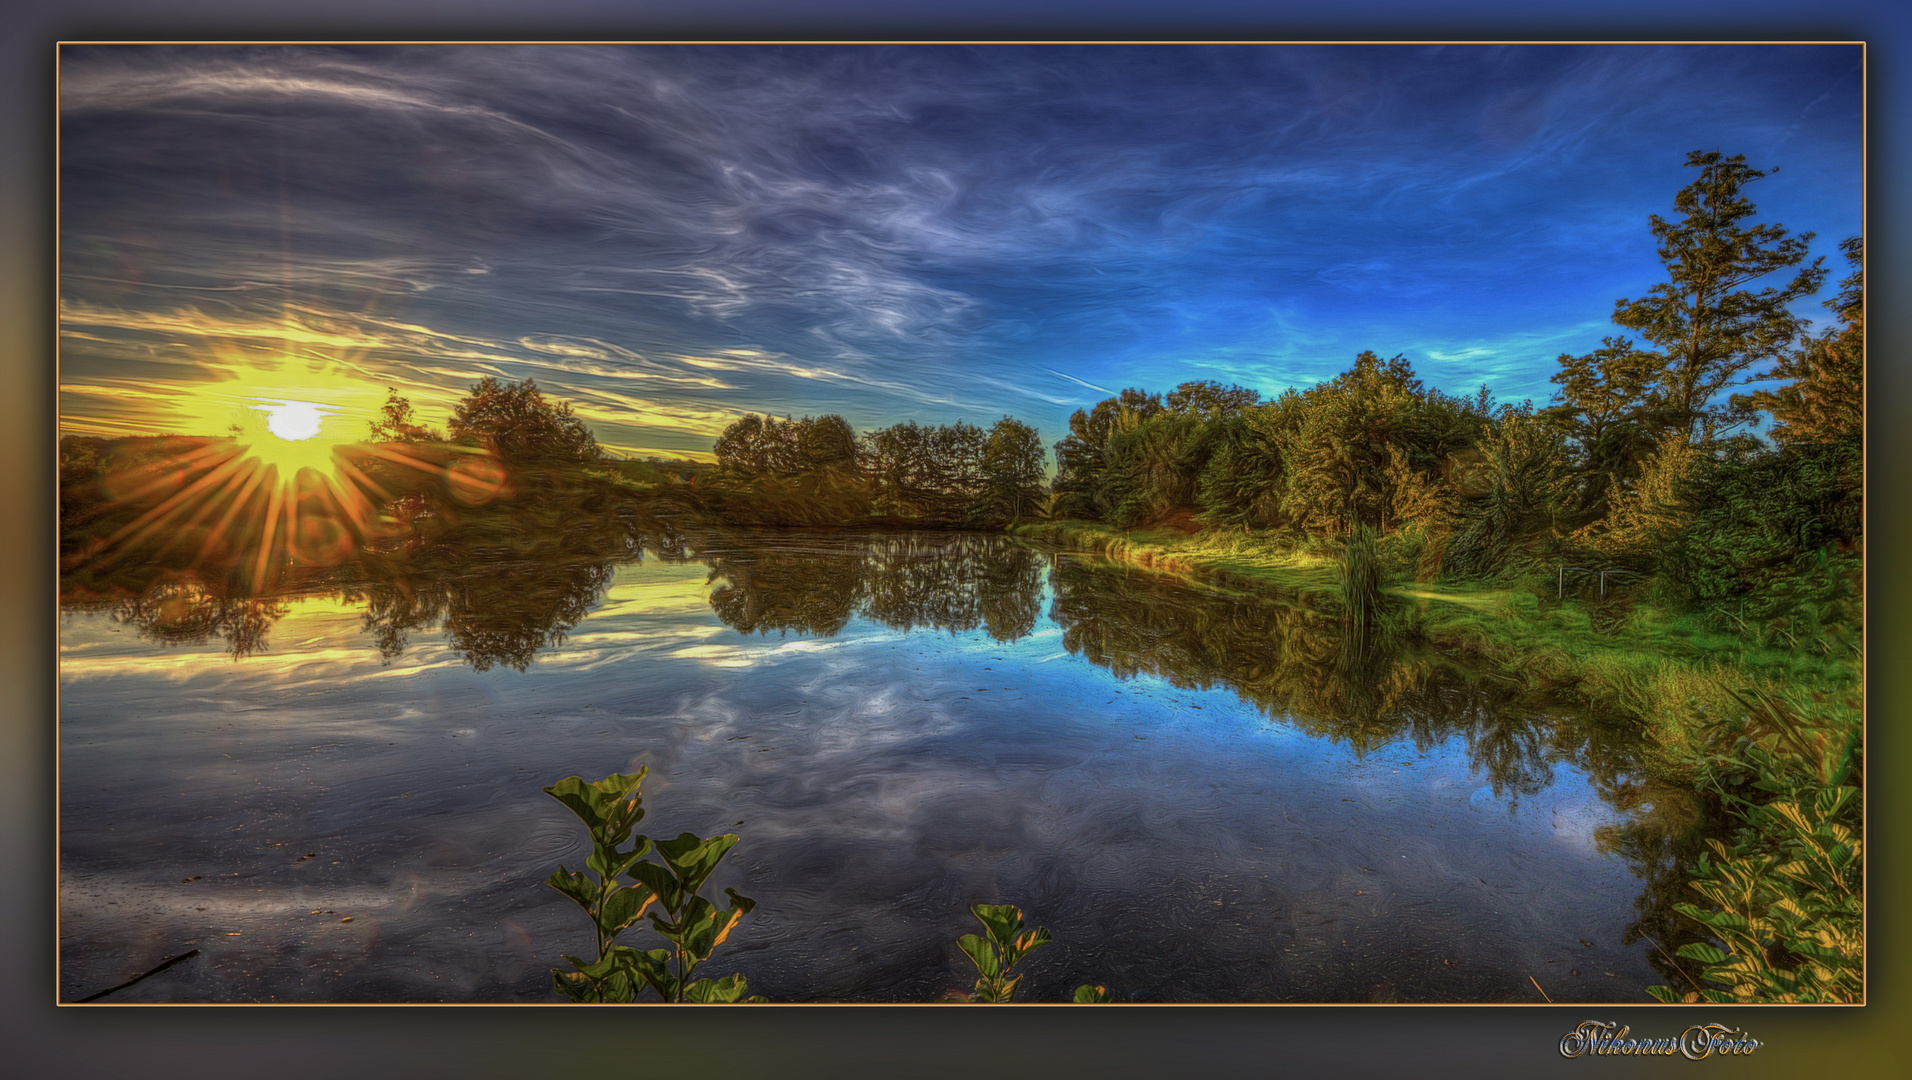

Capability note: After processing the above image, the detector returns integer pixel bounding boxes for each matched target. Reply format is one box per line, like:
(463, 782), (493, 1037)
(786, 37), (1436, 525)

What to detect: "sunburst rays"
(75, 434), (501, 594)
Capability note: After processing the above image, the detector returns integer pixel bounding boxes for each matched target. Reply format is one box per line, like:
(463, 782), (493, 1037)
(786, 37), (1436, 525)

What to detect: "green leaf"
(626, 859), (682, 913)
(1814, 785), (1858, 822)
(544, 776), (607, 831)
(595, 971), (638, 1003)
(543, 769), (647, 832)
(1645, 985), (1682, 1004)
(586, 845), (614, 881)
(624, 948), (676, 1002)
(958, 933), (999, 980)
(552, 969), (594, 1002)
(597, 883), (656, 937)
(565, 950), (624, 980)
(1006, 926), (1053, 966)
(656, 832), (740, 896)
(709, 889), (757, 952)
(545, 866), (599, 913)
(970, 903), (1026, 950)
(682, 973), (759, 1003)
(668, 893), (723, 961)
(1073, 984), (1114, 1003)
(606, 839), (654, 881)
(1677, 941), (1733, 965)
(996, 973), (1025, 1003)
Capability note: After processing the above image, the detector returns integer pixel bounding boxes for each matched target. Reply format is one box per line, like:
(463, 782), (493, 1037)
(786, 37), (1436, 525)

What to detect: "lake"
(58, 528), (1697, 1003)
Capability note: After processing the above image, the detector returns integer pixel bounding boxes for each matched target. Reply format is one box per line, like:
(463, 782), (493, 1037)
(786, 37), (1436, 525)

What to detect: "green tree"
(1164, 379), (1261, 421)
(1439, 404), (1577, 579)
(448, 377), (602, 467)
(1095, 410), (1211, 527)
(366, 387), (443, 444)
(979, 417), (1046, 523)
(712, 415), (780, 476)
(1194, 408), (1290, 529)
(714, 414), (861, 478)
(1050, 389), (1163, 520)
(1274, 352), (1440, 535)
(1738, 236), (1863, 446)
(1591, 428), (1700, 561)
(1611, 150), (1827, 441)
(797, 414), (860, 473)
(1546, 337), (1667, 520)
(860, 419), (990, 525)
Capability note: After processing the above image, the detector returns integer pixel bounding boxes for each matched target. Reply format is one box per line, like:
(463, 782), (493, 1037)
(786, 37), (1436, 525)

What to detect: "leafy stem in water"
(957, 903), (1111, 1003)
(543, 769), (764, 1003)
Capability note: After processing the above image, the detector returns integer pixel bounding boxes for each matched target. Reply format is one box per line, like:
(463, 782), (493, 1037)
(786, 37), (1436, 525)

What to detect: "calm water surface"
(58, 530), (1692, 1003)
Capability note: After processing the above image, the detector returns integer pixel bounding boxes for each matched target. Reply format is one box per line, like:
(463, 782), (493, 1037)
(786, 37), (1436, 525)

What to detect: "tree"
(1050, 388), (1163, 519)
(1546, 336), (1667, 519)
(1273, 352), (1437, 535)
(1589, 428), (1700, 561)
(712, 415), (784, 476)
(1611, 151), (1827, 440)
(448, 377), (602, 467)
(797, 414), (860, 473)
(366, 387), (443, 444)
(858, 419), (993, 525)
(713, 414), (859, 477)
(1737, 236), (1863, 446)
(1194, 408), (1290, 529)
(1164, 380), (1260, 421)
(1441, 405), (1577, 578)
(979, 417), (1046, 523)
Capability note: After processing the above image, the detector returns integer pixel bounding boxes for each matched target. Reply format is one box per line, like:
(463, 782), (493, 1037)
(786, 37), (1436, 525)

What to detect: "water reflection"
(701, 531), (1043, 641)
(62, 480), (687, 671)
(60, 520), (1710, 995)
(695, 540), (1712, 992)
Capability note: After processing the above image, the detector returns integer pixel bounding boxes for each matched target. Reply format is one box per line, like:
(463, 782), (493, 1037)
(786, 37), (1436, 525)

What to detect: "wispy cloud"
(59, 44), (1863, 450)
(1047, 369), (1114, 397)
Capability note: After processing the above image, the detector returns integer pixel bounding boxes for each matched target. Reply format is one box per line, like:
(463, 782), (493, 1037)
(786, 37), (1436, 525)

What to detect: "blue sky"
(58, 43), (1863, 461)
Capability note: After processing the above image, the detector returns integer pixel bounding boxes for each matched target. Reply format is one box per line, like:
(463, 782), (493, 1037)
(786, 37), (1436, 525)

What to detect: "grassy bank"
(1012, 520), (1859, 778)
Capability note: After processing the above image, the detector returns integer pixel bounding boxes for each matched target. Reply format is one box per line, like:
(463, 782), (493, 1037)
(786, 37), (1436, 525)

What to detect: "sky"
(57, 43), (1864, 462)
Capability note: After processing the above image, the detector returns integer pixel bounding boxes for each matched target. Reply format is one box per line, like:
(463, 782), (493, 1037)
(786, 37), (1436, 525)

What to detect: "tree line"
(1047, 150), (1861, 640)
(698, 412), (1046, 529)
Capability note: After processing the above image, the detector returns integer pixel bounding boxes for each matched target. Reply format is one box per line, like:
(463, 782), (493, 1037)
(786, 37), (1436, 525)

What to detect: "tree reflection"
(1046, 554), (1719, 993)
(698, 531), (1045, 643)
(62, 469), (686, 671)
(71, 577), (291, 660)
(1047, 556), (1587, 800)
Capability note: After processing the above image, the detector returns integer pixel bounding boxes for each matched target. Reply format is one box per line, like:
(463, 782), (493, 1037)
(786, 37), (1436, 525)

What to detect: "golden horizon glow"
(61, 300), (761, 456)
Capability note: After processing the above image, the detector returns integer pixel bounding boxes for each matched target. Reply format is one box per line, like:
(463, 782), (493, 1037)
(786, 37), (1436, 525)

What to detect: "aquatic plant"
(1338, 525), (1384, 635)
(1649, 686), (1863, 1003)
(543, 769), (765, 1003)
(955, 903), (1112, 1003)
(1647, 785), (1862, 1003)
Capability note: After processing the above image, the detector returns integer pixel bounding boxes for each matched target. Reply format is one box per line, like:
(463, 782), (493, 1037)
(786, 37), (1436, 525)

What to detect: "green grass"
(1013, 519), (1860, 779)
(1013, 521), (1344, 597)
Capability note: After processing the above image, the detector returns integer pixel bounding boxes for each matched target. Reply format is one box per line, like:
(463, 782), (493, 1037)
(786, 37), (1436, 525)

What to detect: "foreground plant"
(544, 769), (764, 1003)
(1649, 787), (1861, 1003)
(957, 903), (1112, 1003)
(1650, 686), (1863, 1003)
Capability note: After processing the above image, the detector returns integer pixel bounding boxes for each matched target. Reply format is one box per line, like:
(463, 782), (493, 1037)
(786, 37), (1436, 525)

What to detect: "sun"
(235, 397), (345, 479)
(260, 400), (327, 441)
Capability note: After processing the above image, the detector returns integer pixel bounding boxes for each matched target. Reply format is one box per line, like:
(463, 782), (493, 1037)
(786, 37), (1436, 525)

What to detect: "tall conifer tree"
(1612, 150), (1826, 440)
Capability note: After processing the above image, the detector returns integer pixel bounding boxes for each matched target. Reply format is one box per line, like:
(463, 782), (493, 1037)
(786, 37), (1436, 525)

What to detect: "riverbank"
(1011, 520), (1861, 779)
